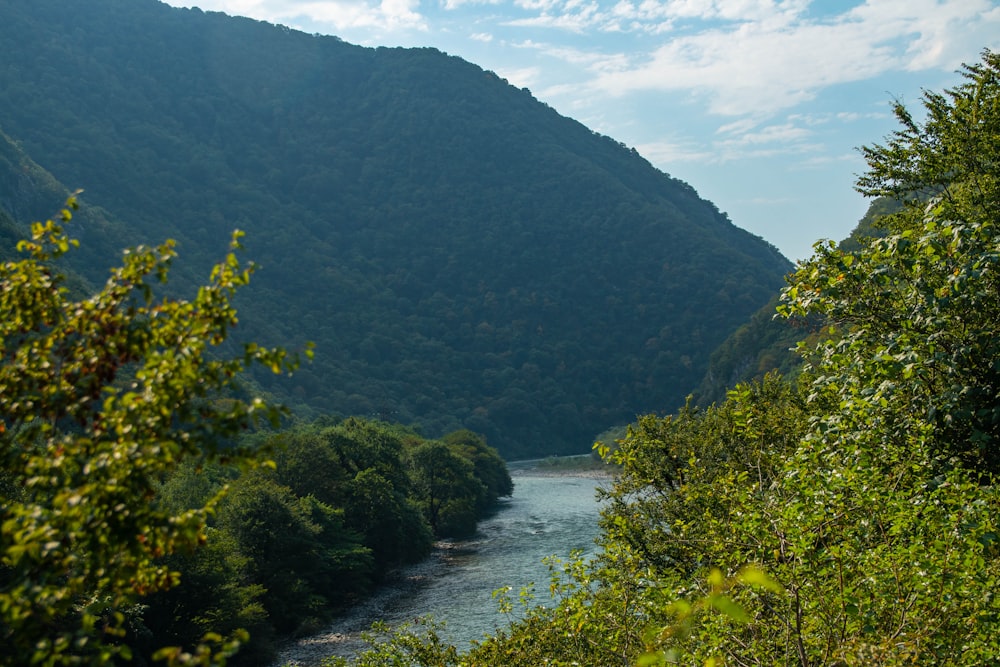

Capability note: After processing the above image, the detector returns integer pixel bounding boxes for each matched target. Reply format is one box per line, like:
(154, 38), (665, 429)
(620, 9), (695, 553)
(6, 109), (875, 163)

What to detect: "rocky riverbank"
(273, 464), (612, 666)
(273, 544), (464, 666)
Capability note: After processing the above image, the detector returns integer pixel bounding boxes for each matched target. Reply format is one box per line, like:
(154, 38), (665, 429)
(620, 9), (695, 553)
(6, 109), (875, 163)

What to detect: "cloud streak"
(534, 0), (1000, 118)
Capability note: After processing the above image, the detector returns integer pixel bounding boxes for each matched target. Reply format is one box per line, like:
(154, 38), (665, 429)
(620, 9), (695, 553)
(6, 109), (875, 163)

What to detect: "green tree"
(782, 48), (1000, 473)
(595, 48), (1000, 666)
(439, 429), (513, 511)
(408, 441), (485, 537)
(343, 467), (433, 573)
(270, 422), (433, 574)
(764, 48), (1000, 662)
(0, 197), (303, 665)
(214, 473), (373, 635)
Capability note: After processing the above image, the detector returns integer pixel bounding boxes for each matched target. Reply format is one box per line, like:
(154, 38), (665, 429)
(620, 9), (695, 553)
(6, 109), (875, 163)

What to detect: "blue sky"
(161, 0), (1000, 262)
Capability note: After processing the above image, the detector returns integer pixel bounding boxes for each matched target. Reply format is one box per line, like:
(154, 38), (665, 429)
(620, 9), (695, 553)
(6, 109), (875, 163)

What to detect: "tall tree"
(408, 442), (485, 537)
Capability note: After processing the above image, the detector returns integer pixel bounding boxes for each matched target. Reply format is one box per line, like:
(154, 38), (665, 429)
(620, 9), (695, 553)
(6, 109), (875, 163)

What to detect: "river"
(276, 466), (611, 665)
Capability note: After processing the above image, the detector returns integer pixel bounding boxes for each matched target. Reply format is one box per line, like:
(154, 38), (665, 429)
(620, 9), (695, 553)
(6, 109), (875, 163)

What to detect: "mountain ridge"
(0, 0), (792, 457)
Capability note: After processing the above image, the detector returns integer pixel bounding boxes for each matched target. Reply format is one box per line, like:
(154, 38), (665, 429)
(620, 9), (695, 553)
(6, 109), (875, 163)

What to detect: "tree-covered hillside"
(692, 195), (901, 405)
(0, 0), (791, 457)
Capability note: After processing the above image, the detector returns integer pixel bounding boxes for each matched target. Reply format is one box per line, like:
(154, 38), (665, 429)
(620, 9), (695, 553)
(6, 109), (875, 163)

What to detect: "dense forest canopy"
(0, 0), (790, 457)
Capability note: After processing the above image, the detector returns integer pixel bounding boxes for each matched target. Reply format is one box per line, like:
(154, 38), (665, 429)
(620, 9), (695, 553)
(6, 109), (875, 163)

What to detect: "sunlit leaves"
(782, 49), (1000, 475)
(0, 200), (299, 665)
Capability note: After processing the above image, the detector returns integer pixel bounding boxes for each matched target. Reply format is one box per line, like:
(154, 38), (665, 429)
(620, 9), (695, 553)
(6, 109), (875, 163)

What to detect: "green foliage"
(439, 430), (514, 509)
(321, 619), (461, 667)
(137, 516), (270, 663)
(215, 473), (374, 634)
(600, 374), (806, 581)
(0, 197), (296, 665)
(638, 566), (784, 667)
(836, 196), (899, 254)
(136, 419), (509, 664)
(408, 442), (485, 537)
(270, 420), (433, 575)
(613, 49), (1000, 665)
(781, 48), (1000, 474)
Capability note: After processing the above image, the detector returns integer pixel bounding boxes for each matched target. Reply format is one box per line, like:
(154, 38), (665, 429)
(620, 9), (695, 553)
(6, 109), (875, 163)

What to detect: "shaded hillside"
(692, 196), (902, 406)
(0, 130), (143, 272)
(836, 196), (898, 253)
(0, 0), (791, 457)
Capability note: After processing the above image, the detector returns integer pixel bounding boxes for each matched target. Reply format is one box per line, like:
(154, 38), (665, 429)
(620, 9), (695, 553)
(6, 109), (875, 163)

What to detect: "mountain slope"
(691, 196), (903, 406)
(0, 0), (792, 457)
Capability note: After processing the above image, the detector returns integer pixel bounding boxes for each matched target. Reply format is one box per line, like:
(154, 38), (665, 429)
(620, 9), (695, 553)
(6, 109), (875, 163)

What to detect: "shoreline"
(273, 544), (460, 665)
(511, 466), (617, 479)
(273, 465), (612, 665)
(506, 457), (618, 480)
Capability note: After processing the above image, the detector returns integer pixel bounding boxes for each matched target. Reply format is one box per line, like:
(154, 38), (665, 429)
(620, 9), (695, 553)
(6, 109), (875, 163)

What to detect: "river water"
(276, 468), (610, 665)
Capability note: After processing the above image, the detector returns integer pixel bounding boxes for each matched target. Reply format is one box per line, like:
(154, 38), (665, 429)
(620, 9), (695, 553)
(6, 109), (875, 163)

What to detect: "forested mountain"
(0, 0), (791, 457)
(691, 196), (901, 405)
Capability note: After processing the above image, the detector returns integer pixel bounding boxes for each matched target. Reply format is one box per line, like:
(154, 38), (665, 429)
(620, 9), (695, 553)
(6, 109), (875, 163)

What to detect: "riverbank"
(506, 454), (618, 479)
(273, 545), (458, 665)
(273, 470), (608, 666)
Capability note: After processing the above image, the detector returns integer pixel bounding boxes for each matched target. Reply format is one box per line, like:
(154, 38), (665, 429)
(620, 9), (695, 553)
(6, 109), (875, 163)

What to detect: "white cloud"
(492, 65), (544, 88)
(166, 0), (427, 34)
(506, 2), (605, 33)
(514, 0), (566, 12)
(587, 26), (888, 114)
(635, 138), (715, 164)
(785, 111), (888, 126)
(794, 152), (864, 169)
(442, 0), (504, 9)
(569, 0), (1000, 117)
(667, 0), (809, 23)
(722, 122), (811, 146)
(847, 0), (1000, 71)
(291, 0), (427, 31)
(496, 0), (813, 36)
(510, 39), (629, 73)
(709, 121), (821, 161)
(836, 110), (887, 122)
(716, 118), (760, 135)
(639, 118), (821, 166)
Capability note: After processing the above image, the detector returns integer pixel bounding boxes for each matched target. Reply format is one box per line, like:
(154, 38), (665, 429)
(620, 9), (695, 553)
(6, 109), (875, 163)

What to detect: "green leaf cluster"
(0, 198), (295, 665)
